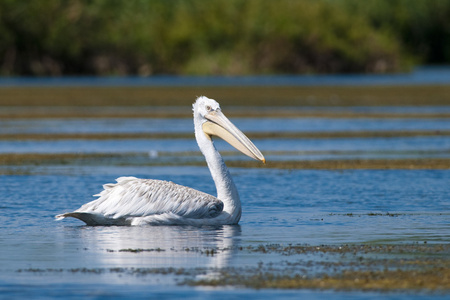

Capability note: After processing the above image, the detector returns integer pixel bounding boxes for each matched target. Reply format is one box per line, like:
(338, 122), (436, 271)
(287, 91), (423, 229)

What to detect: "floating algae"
(16, 243), (449, 292)
(1, 130), (449, 141)
(1, 86), (450, 107)
(183, 244), (450, 292)
(1, 153), (449, 170)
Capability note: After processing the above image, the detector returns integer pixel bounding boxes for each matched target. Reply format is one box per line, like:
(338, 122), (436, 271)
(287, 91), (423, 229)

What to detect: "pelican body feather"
(57, 177), (224, 225)
(56, 96), (265, 226)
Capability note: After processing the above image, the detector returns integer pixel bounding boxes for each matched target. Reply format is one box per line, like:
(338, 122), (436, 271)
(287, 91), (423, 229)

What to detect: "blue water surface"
(1, 66), (450, 87)
(0, 166), (449, 299)
(1, 73), (449, 298)
(2, 117), (450, 134)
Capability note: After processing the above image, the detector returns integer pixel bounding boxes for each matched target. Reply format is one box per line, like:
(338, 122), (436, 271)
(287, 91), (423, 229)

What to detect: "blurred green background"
(0, 0), (449, 76)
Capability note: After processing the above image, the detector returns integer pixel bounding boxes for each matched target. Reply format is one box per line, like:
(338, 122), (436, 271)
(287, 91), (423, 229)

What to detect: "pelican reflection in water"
(56, 96), (265, 226)
(75, 225), (241, 278)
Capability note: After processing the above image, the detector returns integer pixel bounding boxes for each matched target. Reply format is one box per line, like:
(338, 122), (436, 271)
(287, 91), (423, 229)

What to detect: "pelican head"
(193, 96), (265, 163)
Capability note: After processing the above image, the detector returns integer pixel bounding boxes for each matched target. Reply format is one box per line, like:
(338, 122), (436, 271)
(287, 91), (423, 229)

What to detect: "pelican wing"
(71, 177), (224, 220)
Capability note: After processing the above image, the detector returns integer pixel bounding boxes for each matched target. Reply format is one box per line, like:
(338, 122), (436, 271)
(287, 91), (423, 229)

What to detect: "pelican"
(56, 96), (265, 226)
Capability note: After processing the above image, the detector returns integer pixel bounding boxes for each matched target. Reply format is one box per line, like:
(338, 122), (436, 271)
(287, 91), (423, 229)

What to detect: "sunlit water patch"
(1, 137), (449, 160)
(2, 117), (450, 134)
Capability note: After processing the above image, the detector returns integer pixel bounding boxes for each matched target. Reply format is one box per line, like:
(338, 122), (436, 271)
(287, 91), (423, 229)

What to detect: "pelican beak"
(202, 110), (265, 163)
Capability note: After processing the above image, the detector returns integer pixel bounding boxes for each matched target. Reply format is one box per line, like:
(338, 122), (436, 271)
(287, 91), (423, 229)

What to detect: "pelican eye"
(206, 105), (212, 111)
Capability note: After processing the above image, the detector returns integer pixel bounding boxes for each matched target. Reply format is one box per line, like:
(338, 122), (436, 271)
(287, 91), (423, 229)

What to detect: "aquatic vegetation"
(188, 267), (449, 291)
(1, 86), (450, 107)
(184, 244), (450, 291)
(1, 130), (449, 141)
(229, 159), (450, 170)
(107, 248), (166, 253)
(16, 243), (450, 292)
(1, 153), (449, 170)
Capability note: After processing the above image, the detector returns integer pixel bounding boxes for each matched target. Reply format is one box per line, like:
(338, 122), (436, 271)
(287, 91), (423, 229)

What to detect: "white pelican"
(56, 96), (265, 226)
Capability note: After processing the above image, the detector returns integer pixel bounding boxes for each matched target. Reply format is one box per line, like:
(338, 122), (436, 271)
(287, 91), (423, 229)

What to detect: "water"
(2, 116), (450, 134)
(1, 82), (449, 298)
(1, 66), (450, 86)
(1, 168), (448, 299)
